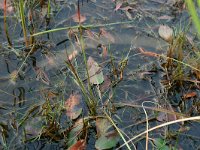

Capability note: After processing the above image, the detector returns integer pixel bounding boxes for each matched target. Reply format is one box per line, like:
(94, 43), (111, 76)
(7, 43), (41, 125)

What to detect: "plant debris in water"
(0, 0), (200, 149)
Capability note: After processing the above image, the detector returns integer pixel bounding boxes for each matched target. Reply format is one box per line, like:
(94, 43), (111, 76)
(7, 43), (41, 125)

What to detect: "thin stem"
(19, 0), (29, 47)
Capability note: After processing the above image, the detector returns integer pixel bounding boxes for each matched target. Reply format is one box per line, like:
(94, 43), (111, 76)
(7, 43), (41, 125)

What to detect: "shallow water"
(0, 0), (200, 149)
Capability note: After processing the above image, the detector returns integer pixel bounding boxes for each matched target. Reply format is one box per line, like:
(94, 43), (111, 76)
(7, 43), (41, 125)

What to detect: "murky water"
(0, 0), (200, 149)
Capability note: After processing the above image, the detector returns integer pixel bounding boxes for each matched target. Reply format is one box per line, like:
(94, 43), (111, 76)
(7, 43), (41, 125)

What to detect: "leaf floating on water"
(95, 118), (119, 149)
(95, 131), (120, 150)
(68, 119), (84, 147)
(72, 13), (86, 23)
(65, 93), (82, 120)
(183, 92), (197, 99)
(158, 25), (173, 42)
(138, 47), (159, 57)
(96, 118), (112, 137)
(69, 139), (86, 150)
(156, 105), (177, 122)
(114, 1), (123, 11)
(87, 57), (104, 85)
(152, 138), (171, 150)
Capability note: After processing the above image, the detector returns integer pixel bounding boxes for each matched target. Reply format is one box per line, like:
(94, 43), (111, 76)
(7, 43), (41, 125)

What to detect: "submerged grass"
(1, 0), (200, 149)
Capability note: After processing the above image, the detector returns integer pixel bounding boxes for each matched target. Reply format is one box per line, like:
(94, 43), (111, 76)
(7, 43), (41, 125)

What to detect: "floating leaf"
(96, 118), (112, 137)
(183, 92), (197, 99)
(158, 25), (173, 42)
(152, 138), (170, 150)
(68, 119), (84, 147)
(65, 93), (82, 120)
(69, 139), (86, 150)
(157, 105), (177, 122)
(99, 76), (111, 93)
(95, 131), (120, 150)
(72, 13), (86, 23)
(138, 47), (159, 57)
(87, 57), (104, 85)
(114, 1), (123, 11)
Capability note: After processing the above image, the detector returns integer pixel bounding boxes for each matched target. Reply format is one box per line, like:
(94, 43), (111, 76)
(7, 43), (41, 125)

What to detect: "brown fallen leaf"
(138, 47), (159, 57)
(114, 1), (123, 11)
(96, 118), (112, 137)
(72, 13), (86, 23)
(65, 93), (82, 120)
(157, 104), (177, 122)
(87, 57), (104, 85)
(69, 139), (86, 150)
(183, 92), (197, 99)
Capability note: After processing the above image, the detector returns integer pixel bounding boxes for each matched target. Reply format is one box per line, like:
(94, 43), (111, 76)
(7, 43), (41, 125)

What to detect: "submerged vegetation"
(1, 0), (200, 149)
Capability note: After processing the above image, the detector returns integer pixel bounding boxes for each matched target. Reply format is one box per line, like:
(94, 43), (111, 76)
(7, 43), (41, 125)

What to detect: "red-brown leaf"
(65, 93), (82, 120)
(138, 47), (159, 57)
(114, 1), (123, 11)
(72, 13), (86, 23)
(183, 92), (197, 99)
(69, 140), (86, 150)
(157, 105), (177, 122)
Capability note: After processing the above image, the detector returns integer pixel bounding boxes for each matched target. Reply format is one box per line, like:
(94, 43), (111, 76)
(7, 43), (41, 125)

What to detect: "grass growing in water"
(1, 0), (200, 149)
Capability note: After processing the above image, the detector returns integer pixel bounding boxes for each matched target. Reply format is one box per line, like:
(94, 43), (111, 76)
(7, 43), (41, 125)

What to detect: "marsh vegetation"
(0, 0), (200, 149)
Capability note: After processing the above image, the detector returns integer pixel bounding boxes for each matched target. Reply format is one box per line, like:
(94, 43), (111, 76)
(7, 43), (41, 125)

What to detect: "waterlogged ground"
(0, 0), (200, 149)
